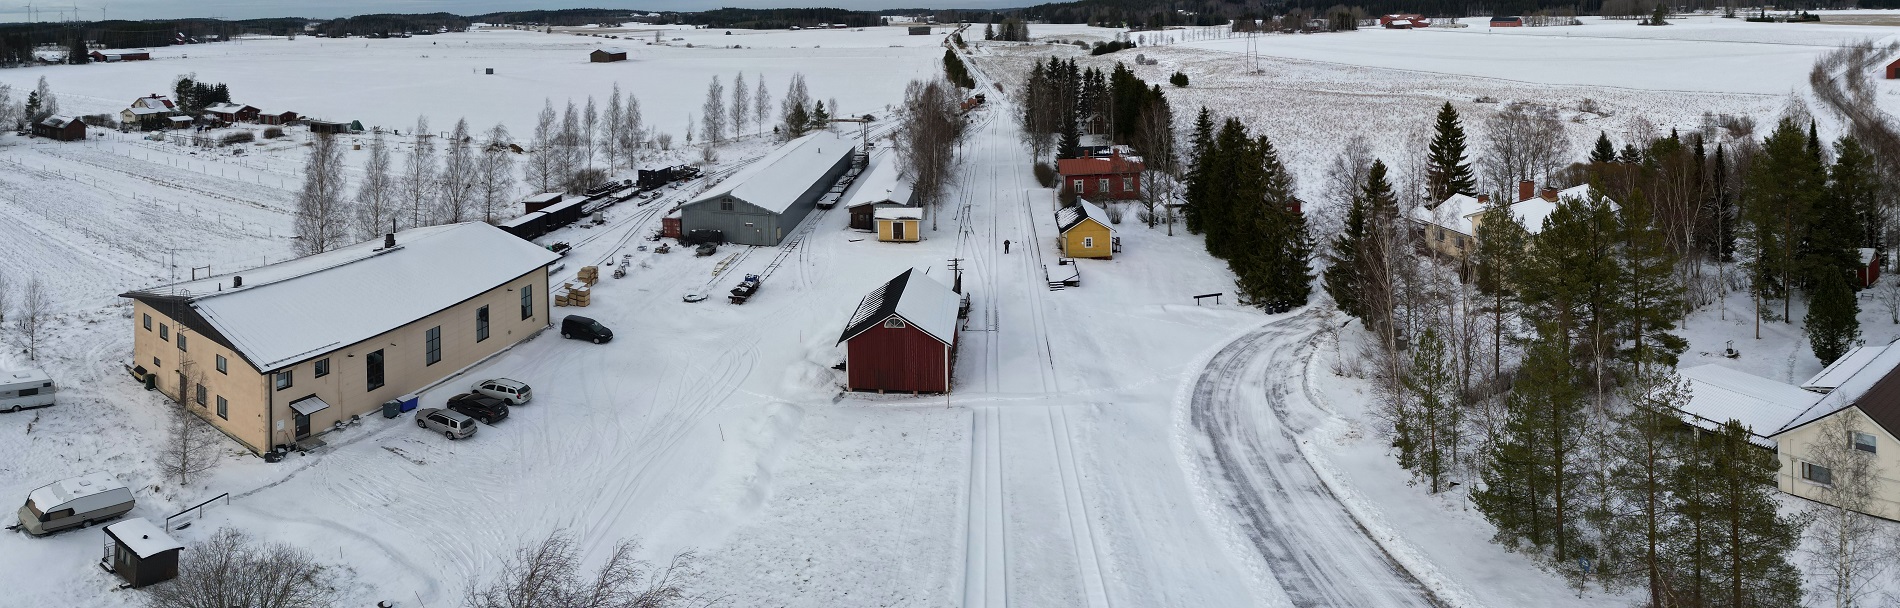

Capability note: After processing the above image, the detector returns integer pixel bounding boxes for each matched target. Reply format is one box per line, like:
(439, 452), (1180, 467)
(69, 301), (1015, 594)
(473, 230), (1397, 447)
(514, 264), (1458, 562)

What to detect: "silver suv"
(470, 378), (532, 405)
(415, 408), (477, 440)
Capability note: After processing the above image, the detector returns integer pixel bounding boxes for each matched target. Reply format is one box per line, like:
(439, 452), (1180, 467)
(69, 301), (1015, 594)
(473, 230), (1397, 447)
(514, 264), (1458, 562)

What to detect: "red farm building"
(838, 269), (962, 394)
(1056, 152), (1144, 202)
(33, 115), (86, 141)
(1887, 57), (1900, 79)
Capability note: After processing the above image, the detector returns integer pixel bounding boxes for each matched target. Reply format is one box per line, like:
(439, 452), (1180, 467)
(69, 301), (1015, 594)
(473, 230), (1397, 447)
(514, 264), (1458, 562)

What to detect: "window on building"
(884, 317), (907, 329)
(153, 357), (160, 368)
(1098, 178), (1109, 192)
(143, 314), (152, 330)
(275, 370), (292, 391)
(195, 384), (206, 406)
(1435, 229), (1445, 242)
(720, 200), (734, 211)
(366, 350), (385, 391)
(178, 334), (187, 351)
(1854, 431), (1877, 454)
(520, 286), (534, 320)
(216, 355), (227, 375)
(216, 396), (228, 420)
(160, 324), (169, 341)
(1122, 177), (1133, 191)
(1083, 236), (1095, 249)
(425, 326), (442, 366)
(1072, 179), (1084, 192)
(1456, 236), (1466, 249)
(314, 358), (330, 378)
(477, 306), (490, 342)
(1802, 461), (1833, 485)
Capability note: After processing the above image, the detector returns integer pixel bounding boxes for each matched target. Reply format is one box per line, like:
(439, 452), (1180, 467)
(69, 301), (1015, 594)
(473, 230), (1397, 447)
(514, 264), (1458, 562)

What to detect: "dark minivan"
(561, 315), (613, 344)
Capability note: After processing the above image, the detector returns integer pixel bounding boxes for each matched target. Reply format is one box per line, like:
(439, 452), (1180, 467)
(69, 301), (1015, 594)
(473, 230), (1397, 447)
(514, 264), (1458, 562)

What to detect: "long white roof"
(1677, 364), (1817, 447)
(692, 130), (854, 215)
(1777, 343), (1900, 435)
(843, 156), (913, 209)
(1410, 193), (1486, 236)
(124, 223), (557, 371)
(28, 473), (125, 511)
(1803, 343), (1888, 392)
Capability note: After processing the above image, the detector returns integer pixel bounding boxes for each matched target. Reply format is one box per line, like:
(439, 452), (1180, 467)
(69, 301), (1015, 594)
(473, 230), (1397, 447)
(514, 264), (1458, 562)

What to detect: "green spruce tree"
(1425, 102), (1477, 201)
(1708, 420), (1804, 607)
(1182, 107), (1215, 234)
(1474, 333), (1589, 560)
(1591, 132), (1617, 164)
(1806, 267), (1861, 364)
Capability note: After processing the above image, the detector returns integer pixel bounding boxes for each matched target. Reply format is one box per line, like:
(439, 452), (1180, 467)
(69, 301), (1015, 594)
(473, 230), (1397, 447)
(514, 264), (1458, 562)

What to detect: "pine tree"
(1708, 420), (1804, 607)
(809, 100), (830, 131)
(1230, 136), (1312, 312)
(1619, 144), (1643, 164)
(1425, 102), (1477, 201)
(1831, 137), (1883, 252)
(1619, 189), (1688, 372)
(1182, 107), (1215, 234)
(1323, 160), (1396, 329)
(1604, 368), (1690, 606)
(1471, 201), (1529, 378)
(1474, 333), (1589, 560)
(1743, 118), (1824, 322)
(1806, 267), (1861, 364)
(1200, 118), (1252, 259)
(1399, 326), (1458, 493)
(1591, 131), (1616, 163)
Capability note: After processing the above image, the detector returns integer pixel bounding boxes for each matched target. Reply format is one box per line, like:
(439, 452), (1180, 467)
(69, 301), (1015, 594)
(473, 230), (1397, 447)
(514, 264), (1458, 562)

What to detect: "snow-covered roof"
(28, 473), (125, 511)
(131, 95), (174, 109)
(205, 102), (256, 113)
(121, 223), (558, 371)
(1776, 343), (1900, 436)
(691, 130), (854, 215)
(875, 207), (923, 220)
(594, 47), (627, 54)
(1803, 343), (1888, 392)
(125, 106), (170, 116)
(843, 156), (913, 209)
(0, 367), (51, 387)
(1056, 154), (1143, 178)
(38, 115), (77, 128)
(1410, 193), (1487, 236)
(838, 269), (959, 346)
(1678, 364), (1819, 447)
(1056, 200), (1114, 234)
(522, 192), (563, 204)
(1861, 247), (1877, 266)
(1512, 185), (1615, 234)
(106, 519), (183, 558)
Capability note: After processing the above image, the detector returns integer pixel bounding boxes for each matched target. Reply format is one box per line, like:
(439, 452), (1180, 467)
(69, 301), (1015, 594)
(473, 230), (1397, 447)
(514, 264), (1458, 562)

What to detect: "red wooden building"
(838, 269), (961, 394)
(1857, 248), (1882, 288)
(1887, 57), (1900, 79)
(32, 115), (86, 141)
(1056, 152), (1144, 202)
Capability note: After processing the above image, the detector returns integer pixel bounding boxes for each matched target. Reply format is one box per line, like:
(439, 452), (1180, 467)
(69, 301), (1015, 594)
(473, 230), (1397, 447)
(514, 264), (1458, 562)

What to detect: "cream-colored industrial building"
(121, 223), (558, 454)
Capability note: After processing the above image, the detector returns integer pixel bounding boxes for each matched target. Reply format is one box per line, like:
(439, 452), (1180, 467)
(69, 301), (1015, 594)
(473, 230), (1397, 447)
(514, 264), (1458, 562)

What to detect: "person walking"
(1004, 239), (1011, 254)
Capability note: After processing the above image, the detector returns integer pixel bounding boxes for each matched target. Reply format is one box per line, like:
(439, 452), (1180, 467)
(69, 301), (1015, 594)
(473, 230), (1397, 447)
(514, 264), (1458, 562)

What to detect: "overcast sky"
(0, 1), (1021, 22)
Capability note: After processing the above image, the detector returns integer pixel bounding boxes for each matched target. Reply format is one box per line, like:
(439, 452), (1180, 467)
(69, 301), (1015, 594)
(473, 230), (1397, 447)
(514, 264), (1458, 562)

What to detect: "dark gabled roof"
(1056, 200), (1113, 234)
(122, 293), (251, 369)
(837, 269), (959, 346)
(838, 270), (910, 345)
(1775, 345), (1900, 439)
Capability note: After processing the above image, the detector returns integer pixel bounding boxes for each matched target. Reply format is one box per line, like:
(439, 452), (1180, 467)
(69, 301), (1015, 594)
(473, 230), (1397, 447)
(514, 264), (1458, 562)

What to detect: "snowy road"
(1189, 310), (1443, 608)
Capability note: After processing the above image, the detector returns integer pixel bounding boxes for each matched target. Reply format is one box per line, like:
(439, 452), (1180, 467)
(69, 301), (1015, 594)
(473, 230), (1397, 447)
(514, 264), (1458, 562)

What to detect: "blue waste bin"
(398, 394), (419, 413)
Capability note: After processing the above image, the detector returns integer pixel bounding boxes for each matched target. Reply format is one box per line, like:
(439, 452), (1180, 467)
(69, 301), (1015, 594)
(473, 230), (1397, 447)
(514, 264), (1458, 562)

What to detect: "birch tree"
(10, 276), (48, 361)
(557, 101), (582, 192)
(604, 84), (624, 170)
(730, 71), (750, 139)
(701, 75), (726, 145)
(754, 76), (771, 137)
(436, 118), (477, 224)
(582, 96), (598, 171)
(526, 101), (558, 193)
(780, 73), (811, 138)
(399, 115), (437, 229)
(1804, 413), (1889, 608)
(294, 133), (349, 254)
(159, 376), (222, 487)
(897, 78), (965, 230)
(476, 124), (515, 224)
(353, 132), (397, 239)
(622, 90), (644, 164)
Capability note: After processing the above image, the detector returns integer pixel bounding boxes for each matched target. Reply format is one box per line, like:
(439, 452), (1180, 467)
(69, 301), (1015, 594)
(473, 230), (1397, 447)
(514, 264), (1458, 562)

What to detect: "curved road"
(1188, 310), (1443, 608)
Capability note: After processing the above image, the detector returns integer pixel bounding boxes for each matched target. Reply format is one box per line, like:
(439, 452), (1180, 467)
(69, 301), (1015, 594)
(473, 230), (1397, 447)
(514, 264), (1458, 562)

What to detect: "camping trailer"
(17, 473), (135, 536)
(0, 368), (55, 413)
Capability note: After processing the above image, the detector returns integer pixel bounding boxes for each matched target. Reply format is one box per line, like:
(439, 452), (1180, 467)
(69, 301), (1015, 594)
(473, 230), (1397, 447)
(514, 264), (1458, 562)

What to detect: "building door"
(893, 221), (906, 240)
(294, 412), (311, 439)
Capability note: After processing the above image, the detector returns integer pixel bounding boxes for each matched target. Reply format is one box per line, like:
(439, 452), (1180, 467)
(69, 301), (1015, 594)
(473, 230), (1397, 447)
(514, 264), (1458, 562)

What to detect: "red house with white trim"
(1057, 152), (1144, 201)
(838, 269), (961, 394)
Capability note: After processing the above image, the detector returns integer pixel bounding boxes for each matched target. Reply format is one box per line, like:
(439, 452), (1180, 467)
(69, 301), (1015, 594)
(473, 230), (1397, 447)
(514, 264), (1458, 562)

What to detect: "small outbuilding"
(307, 119), (351, 134)
(521, 192), (564, 213)
(257, 110), (300, 125)
(33, 115), (86, 141)
(1887, 57), (1900, 79)
(844, 157), (913, 230)
(204, 103), (260, 123)
(1857, 247), (1882, 288)
(102, 518), (183, 589)
(1056, 200), (1117, 259)
(908, 26), (932, 35)
(876, 207), (923, 242)
(838, 269), (960, 394)
(591, 47), (628, 62)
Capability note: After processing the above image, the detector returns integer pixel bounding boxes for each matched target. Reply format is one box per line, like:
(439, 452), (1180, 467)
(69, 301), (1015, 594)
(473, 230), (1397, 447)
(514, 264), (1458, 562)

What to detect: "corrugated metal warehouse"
(680, 130), (855, 246)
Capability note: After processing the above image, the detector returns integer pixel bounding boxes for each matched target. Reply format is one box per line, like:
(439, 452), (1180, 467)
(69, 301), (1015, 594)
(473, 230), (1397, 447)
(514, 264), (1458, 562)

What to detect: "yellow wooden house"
(876, 207), (924, 242)
(1056, 200), (1116, 259)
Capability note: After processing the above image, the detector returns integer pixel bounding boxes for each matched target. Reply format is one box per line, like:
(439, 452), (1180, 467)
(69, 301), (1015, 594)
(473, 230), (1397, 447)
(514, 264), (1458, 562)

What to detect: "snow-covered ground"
(1, 15), (1890, 608)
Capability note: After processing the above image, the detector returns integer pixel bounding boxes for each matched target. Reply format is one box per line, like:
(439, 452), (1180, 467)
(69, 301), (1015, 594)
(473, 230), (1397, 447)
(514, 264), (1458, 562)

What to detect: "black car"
(561, 315), (613, 344)
(445, 393), (509, 424)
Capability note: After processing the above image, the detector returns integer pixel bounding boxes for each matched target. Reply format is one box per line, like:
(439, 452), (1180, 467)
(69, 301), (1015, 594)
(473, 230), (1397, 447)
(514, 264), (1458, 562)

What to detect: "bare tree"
(753, 76), (771, 137)
(143, 528), (338, 608)
(477, 124), (517, 224)
(558, 101), (583, 192)
(158, 375), (221, 487)
(0, 84), (16, 130)
(463, 530), (708, 608)
(30, 76), (57, 125)
(700, 75), (726, 145)
(437, 118), (478, 224)
(1479, 103), (1569, 199)
(353, 132), (397, 240)
(294, 134), (349, 254)
(654, 132), (674, 152)
(730, 71), (750, 140)
(526, 101), (558, 193)
(1318, 135), (1375, 256)
(1805, 413), (1890, 608)
(399, 115), (437, 229)
(896, 78), (966, 232)
(0, 268), (12, 328)
(622, 90), (644, 165)
(780, 73), (811, 138)
(604, 84), (624, 171)
(582, 96), (598, 171)
(1878, 275), (1900, 324)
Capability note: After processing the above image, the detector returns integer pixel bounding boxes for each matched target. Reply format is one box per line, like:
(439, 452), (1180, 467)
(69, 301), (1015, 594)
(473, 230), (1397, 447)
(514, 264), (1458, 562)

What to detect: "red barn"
(1887, 57), (1900, 79)
(1057, 152), (1144, 201)
(838, 269), (961, 394)
(1858, 248), (1882, 288)
(32, 115), (86, 141)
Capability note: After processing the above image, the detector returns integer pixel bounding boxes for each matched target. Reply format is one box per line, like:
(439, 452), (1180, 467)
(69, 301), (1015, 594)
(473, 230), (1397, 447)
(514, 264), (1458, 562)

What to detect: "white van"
(17, 473), (135, 536)
(0, 368), (56, 413)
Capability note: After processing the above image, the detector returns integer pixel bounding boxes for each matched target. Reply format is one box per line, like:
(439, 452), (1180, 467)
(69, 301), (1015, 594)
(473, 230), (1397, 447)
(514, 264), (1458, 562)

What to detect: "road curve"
(1188, 310), (1443, 608)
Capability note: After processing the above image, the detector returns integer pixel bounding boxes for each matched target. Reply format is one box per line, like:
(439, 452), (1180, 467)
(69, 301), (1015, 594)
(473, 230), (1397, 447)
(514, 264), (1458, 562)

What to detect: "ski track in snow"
(1188, 310), (1444, 608)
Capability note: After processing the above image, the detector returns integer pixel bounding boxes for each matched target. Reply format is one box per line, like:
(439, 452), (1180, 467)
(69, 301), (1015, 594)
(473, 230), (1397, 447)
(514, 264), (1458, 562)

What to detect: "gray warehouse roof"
(691, 130), (854, 214)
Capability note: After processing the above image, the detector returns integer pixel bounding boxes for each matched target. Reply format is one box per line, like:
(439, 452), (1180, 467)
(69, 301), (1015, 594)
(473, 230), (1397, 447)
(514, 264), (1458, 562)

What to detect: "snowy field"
(1, 14), (1894, 608)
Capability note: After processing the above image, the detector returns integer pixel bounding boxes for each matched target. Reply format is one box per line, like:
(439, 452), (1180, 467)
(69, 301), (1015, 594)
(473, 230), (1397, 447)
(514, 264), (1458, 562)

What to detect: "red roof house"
(1056, 152), (1145, 201)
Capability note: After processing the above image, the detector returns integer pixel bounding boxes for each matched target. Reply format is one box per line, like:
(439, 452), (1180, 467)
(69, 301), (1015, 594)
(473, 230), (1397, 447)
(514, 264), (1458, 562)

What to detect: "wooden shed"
(32, 115), (86, 141)
(1887, 57), (1900, 79)
(839, 269), (960, 394)
(307, 119), (351, 134)
(875, 207), (923, 242)
(258, 110), (300, 125)
(590, 47), (627, 62)
(521, 192), (564, 213)
(101, 519), (183, 589)
(1056, 200), (1117, 259)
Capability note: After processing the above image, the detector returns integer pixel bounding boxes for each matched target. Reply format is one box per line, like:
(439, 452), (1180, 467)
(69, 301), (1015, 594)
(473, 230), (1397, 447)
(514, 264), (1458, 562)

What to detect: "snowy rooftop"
(27, 473), (125, 511)
(691, 130), (854, 215)
(1511, 185), (1615, 234)
(1410, 193), (1487, 236)
(843, 156), (913, 209)
(1677, 364), (1818, 447)
(1, 367), (51, 386)
(1802, 343), (1889, 392)
(522, 192), (562, 204)
(106, 519), (183, 558)
(122, 223), (558, 371)
(1777, 342), (1900, 436)
(838, 269), (959, 346)
(1056, 200), (1114, 234)
(875, 207), (924, 220)
(1056, 154), (1143, 177)
(595, 47), (627, 54)
(39, 115), (77, 128)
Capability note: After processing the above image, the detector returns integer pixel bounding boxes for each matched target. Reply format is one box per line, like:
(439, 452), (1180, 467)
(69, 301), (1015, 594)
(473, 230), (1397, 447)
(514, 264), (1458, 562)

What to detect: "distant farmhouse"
(89, 49), (151, 62)
(120, 94), (177, 131)
(590, 47), (627, 62)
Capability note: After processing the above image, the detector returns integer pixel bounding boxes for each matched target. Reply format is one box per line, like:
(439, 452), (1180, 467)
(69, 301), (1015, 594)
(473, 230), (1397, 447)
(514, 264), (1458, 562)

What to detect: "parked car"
(16, 473), (134, 536)
(0, 368), (56, 413)
(445, 393), (510, 424)
(416, 408), (478, 439)
(561, 315), (614, 344)
(471, 378), (532, 405)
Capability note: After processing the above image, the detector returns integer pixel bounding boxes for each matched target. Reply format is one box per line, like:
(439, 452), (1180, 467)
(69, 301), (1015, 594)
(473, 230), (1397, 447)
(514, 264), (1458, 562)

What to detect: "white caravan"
(0, 368), (55, 413)
(16, 473), (135, 536)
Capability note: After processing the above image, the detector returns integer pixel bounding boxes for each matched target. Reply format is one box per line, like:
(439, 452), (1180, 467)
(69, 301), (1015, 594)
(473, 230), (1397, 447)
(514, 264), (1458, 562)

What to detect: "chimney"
(233, 275), (243, 288)
(1517, 180), (1535, 203)
(1476, 194), (1490, 205)
(1541, 186), (1559, 202)
(384, 233), (396, 249)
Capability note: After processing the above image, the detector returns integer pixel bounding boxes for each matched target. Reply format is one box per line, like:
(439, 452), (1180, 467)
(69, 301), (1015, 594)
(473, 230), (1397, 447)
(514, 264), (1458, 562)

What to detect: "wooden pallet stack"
(577, 266), (600, 286)
(555, 281), (592, 307)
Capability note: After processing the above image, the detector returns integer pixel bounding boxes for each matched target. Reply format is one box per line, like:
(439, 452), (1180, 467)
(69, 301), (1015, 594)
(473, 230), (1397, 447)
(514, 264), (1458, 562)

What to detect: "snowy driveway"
(1188, 310), (1443, 608)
